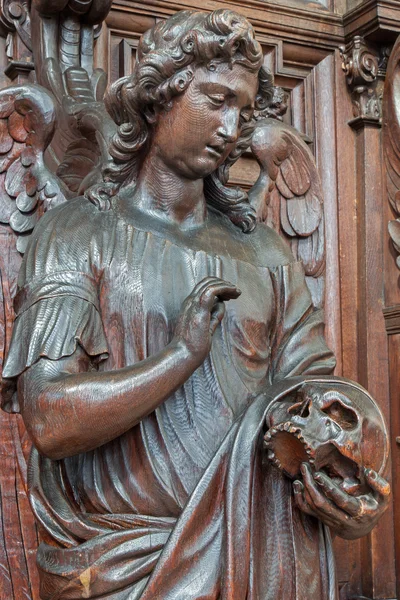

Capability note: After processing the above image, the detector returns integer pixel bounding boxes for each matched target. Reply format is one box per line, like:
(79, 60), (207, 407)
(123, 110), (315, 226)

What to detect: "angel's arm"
(18, 345), (195, 460)
(16, 277), (240, 460)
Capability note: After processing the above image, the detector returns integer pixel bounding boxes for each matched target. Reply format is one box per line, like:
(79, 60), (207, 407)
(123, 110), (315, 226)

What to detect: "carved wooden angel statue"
(0, 8), (390, 600)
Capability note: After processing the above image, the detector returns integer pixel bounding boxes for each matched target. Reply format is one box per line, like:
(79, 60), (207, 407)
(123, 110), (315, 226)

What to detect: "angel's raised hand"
(173, 277), (241, 367)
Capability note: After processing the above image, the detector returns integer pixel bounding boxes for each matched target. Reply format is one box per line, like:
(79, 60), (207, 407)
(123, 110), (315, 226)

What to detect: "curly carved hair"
(89, 9), (273, 232)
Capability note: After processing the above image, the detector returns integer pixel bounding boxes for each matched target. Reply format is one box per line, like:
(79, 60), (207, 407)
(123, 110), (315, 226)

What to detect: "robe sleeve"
(269, 261), (336, 382)
(2, 205), (109, 413)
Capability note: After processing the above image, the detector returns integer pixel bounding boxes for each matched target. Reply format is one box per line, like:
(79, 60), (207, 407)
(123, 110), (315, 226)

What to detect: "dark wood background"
(1, 0), (400, 598)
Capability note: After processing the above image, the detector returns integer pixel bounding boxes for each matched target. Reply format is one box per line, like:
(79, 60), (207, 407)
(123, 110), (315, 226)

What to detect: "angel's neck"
(126, 152), (207, 230)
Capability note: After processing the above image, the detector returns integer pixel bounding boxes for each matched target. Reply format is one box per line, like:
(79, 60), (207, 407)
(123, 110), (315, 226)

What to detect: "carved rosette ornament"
(340, 36), (386, 126)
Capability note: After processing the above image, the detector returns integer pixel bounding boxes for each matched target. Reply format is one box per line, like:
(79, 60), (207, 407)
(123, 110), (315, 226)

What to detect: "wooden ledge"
(111, 0), (400, 56)
(112, 0), (345, 49)
(344, 0), (400, 42)
(383, 304), (400, 335)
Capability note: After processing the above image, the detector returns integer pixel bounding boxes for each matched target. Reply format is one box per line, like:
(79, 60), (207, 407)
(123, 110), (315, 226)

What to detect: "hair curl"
(88, 9), (273, 232)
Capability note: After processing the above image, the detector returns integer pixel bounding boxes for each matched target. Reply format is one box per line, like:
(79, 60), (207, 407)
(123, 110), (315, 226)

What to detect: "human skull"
(263, 380), (388, 495)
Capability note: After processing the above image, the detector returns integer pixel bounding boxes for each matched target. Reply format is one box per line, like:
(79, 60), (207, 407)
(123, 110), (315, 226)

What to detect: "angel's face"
(150, 62), (258, 180)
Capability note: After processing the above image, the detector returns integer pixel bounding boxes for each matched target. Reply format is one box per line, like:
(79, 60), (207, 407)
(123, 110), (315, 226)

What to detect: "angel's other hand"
(293, 463), (390, 540)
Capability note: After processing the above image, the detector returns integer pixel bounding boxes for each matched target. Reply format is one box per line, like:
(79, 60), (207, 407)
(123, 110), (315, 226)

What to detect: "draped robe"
(3, 197), (337, 600)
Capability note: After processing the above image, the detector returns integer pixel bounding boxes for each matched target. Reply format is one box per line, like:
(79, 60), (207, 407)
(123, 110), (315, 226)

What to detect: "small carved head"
(100, 9), (274, 232)
(264, 380), (388, 495)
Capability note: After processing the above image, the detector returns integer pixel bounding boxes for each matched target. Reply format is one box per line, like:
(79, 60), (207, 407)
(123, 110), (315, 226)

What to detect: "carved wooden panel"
(0, 1), (399, 599)
(94, 9), (398, 598)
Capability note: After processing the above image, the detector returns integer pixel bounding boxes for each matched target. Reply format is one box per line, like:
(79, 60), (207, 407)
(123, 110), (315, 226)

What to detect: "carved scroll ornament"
(340, 36), (390, 125)
(0, 85), (69, 252)
(0, 0), (32, 51)
(0, 0), (34, 80)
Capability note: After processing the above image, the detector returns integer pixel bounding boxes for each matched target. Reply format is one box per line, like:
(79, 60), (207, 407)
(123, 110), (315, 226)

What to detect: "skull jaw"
(264, 423), (367, 495)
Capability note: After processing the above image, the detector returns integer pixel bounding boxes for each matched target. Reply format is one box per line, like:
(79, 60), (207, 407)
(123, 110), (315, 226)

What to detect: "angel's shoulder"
(246, 221), (296, 268)
(33, 196), (113, 238)
(20, 197), (116, 284)
(207, 209), (295, 268)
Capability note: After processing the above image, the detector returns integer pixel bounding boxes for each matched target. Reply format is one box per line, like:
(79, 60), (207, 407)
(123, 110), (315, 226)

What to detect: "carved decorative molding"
(339, 35), (388, 125)
(383, 35), (400, 271)
(112, 0), (345, 50)
(0, 0), (31, 48)
(383, 305), (400, 335)
(0, 0), (34, 80)
(343, 0), (400, 42)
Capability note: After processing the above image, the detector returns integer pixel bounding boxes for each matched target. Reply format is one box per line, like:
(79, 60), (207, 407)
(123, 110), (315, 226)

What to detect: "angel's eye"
(207, 94), (225, 107)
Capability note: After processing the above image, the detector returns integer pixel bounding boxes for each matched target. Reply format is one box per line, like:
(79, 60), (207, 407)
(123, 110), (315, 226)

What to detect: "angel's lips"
(206, 145), (225, 158)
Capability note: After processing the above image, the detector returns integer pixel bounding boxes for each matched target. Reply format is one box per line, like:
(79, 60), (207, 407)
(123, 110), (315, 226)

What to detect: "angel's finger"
(293, 480), (314, 517)
(364, 468), (391, 497)
(301, 464), (350, 523)
(200, 282), (241, 307)
(314, 471), (360, 517)
(294, 480), (339, 529)
(301, 464), (333, 511)
(192, 277), (228, 295)
(209, 301), (225, 334)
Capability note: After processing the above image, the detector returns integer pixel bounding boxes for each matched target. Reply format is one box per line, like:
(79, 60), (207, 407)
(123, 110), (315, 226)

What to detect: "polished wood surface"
(0, 1), (399, 599)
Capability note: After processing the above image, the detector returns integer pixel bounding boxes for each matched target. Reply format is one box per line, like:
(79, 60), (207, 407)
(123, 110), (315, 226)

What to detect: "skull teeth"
(264, 422), (315, 462)
(271, 456), (282, 470)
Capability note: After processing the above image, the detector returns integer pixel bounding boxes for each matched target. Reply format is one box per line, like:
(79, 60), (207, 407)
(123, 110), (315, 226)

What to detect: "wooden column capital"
(340, 36), (391, 124)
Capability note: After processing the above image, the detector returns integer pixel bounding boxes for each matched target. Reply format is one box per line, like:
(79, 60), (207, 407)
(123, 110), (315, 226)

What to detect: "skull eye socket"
(322, 401), (358, 430)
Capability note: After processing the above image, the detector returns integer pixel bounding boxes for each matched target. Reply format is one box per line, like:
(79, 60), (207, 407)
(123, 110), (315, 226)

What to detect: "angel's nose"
(218, 109), (240, 144)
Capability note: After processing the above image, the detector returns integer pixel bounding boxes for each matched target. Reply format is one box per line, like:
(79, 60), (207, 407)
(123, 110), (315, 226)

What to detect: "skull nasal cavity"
(322, 401), (358, 430)
(288, 397), (311, 418)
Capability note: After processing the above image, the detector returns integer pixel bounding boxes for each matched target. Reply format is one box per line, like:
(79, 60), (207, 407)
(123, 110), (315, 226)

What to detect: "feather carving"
(0, 85), (70, 253)
(248, 117), (324, 307)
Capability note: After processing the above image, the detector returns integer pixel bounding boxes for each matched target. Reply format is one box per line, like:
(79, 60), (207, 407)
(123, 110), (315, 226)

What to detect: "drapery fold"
(2, 198), (337, 599)
(30, 379), (338, 600)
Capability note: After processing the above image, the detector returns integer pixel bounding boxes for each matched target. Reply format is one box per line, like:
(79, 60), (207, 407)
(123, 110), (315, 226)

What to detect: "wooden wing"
(0, 83), (71, 598)
(30, 0), (116, 194)
(0, 4), (115, 597)
(0, 84), (69, 253)
(248, 117), (325, 307)
(383, 35), (400, 268)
